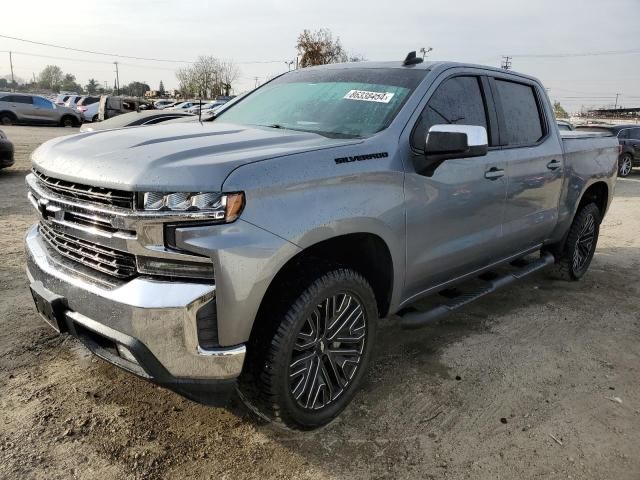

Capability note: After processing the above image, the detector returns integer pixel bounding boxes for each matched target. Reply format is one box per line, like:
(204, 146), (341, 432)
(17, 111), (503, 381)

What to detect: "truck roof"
(301, 60), (542, 85)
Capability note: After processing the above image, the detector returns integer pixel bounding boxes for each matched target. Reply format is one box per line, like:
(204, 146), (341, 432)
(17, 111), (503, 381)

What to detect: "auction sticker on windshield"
(344, 90), (395, 103)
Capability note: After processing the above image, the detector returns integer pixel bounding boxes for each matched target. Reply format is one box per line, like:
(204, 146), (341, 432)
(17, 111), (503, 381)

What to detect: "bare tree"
(219, 60), (240, 96)
(38, 65), (64, 90)
(296, 29), (349, 67)
(175, 57), (241, 98)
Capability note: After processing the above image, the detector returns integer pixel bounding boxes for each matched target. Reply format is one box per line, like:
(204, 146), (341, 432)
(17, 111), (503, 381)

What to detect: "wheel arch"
(0, 110), (17, 121)
(257, 232), (394, 322)
(577, 181), (609, 218)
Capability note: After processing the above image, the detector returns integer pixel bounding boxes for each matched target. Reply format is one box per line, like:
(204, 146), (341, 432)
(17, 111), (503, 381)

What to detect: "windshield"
(216, 68), (426, 138)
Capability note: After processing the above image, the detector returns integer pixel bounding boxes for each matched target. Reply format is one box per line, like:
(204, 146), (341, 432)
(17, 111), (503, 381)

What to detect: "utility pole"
(501, 56), (512, 70)
(284, 60), (294, 71)
(254, 76), (259, 88)
(113, 62), (120, 95)
(614, 93), (621, 110)
(419, 47), (433, 59)
(9, 51), (15, 90)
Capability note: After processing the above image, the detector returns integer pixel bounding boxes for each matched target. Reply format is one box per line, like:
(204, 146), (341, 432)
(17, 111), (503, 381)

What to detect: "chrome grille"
(33, 169), (134, 209)
(39, 222), (137, 279)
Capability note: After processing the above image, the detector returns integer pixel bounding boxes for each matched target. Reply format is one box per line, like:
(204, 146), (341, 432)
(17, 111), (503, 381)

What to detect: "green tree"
(38, 65), (63, 90)
(61, 73), (83, 93)
(121, 81), (150, 97)
(159, 80), (165, 95)
(85, 78), (99, 94)
(554, 101), (569, 119)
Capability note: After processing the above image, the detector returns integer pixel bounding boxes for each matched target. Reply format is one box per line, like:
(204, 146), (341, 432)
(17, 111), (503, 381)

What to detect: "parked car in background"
(54, 92), (79, 105)
(80, 109), (194, 132)
(0, 93), (82, 127)
(63, 95), (83, 110)
(98, 96), (152, 121)
(0, 129), (14, 169)
(168, 101), (199, 110)
(557, 120), (575, 131)
(75, 96), (101, 122)
(25, 58), (618, 429)
(187, 101), (226, 114)
(576, 124), (640, 177)
(154, 100), (177, 109)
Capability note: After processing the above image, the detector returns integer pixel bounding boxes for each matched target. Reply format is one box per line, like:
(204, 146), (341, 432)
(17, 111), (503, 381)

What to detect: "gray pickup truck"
(25, 54), (618, 430)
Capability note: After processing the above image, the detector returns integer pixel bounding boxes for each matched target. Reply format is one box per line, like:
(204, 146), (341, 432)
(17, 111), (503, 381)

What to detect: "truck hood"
(31, 122), (360, 192)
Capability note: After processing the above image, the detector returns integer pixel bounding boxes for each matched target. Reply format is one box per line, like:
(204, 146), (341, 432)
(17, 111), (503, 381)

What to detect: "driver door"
(403, 74), (508, 300)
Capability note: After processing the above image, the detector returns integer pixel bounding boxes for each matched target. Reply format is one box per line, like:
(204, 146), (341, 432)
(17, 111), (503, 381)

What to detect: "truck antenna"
(403, 51), (424, 66)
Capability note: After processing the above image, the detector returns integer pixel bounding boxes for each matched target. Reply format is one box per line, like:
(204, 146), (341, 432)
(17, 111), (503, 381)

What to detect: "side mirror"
(425, 124), (488, 159)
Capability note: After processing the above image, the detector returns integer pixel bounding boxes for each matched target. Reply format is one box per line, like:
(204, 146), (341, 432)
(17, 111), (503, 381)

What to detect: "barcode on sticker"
(344, 90), (395, 103)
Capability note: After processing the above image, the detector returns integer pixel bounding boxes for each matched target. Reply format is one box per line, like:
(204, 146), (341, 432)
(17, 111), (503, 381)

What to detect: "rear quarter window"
(496, 80), (544, 146)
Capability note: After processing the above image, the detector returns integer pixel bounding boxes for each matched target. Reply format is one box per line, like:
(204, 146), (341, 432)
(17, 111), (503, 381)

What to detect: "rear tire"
(239, 268), (378, 430)
(92, 115), (98, 122)
(618, 153), (633, 177)
(61, 116), (75, 128)
(0, 113), (15, 126)
(549, 203), (601, 281)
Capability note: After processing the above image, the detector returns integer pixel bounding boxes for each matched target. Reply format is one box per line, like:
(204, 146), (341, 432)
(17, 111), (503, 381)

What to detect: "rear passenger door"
(489, 77), (563, 251)
(4, 95), (35, 122)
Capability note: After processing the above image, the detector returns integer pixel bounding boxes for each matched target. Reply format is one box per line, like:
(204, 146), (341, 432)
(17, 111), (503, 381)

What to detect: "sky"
(1, 0), (639, 112)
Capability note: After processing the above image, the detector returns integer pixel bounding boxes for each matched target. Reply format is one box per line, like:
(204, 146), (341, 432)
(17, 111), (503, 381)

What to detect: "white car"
(63, 95), (84, 110)
(153, 100), (176, 109)
(54, 92), (79, 106)
(75, 96), (101, 122)
(168, 101), (199, 110)
(186, 101), (225, 114)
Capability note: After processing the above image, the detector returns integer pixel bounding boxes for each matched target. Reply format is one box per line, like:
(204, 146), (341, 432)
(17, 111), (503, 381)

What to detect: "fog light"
(116, 344), (137, 363)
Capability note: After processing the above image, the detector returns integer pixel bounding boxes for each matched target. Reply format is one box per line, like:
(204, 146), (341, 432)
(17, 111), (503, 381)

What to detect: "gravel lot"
(1, 125), (639, 480)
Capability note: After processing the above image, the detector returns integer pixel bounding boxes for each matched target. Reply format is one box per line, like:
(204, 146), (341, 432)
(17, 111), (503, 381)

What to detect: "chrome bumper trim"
(25, 225), (245, 380)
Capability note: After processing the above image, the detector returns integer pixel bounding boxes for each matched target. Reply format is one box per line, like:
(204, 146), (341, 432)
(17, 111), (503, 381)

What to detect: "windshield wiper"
(254, 124), (360, 139)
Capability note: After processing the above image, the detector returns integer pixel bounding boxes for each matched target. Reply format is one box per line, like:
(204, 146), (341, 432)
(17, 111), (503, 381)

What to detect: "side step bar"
(399, 252), (555, 329)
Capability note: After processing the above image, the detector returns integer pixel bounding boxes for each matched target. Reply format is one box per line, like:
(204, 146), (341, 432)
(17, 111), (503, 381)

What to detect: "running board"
(399, 252), (555, 329)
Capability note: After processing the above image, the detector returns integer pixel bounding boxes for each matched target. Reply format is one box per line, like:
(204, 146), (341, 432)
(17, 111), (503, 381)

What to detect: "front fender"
(223, 146), (407, 314)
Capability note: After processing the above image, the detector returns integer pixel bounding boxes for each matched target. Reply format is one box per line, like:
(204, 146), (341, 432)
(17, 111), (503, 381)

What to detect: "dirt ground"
(0, 125), (638, 480)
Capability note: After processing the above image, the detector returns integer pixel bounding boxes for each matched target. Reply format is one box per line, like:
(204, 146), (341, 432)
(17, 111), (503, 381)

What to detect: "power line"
(0, 34), (193, 63)
(0, 34), (285, 65)
(512, 48), (640, 59)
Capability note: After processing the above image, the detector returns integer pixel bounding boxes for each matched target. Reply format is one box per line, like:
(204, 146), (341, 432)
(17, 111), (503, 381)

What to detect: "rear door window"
(630, 128), (640, 140)
(411, 76), (488, 149)
(495, 80), (544, 146)
(33, 97), (54, 109)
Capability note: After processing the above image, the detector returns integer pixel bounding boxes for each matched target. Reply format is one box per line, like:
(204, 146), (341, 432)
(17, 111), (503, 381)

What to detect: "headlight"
(141, 191), (245, 222)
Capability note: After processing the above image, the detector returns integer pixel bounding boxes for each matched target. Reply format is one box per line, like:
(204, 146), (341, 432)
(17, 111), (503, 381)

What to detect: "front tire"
(550, 203), (601, 281)
(618, 153), (633, 177)
(240, 268), (378, 430)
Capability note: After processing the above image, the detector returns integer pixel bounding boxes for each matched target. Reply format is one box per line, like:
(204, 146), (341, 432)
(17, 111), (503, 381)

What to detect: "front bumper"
(25, 225), (245, 399)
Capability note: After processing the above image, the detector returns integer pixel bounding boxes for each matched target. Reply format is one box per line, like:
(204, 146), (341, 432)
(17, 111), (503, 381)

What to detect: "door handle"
(546, 159), (561, 170)
(484, 167), (505, 180)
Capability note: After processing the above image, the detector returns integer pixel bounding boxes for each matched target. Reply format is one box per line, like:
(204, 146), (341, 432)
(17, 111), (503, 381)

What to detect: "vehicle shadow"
(238, 245), (639, 476)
